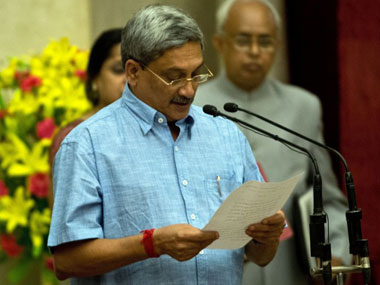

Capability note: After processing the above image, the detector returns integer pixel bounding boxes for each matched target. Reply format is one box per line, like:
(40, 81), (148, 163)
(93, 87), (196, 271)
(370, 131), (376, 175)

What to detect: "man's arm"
(53, 234), (145, 280)
(53, 224), (218, 280)
(244, 210), (285, 266)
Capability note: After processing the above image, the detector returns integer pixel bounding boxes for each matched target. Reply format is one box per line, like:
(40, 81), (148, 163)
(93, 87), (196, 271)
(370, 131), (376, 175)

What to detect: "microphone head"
(224, 102), (238, 112)
(203, 104), (219, 116)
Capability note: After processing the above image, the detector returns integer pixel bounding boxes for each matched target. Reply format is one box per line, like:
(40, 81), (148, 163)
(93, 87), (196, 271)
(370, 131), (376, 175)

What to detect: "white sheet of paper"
(202, 173), (303, 249)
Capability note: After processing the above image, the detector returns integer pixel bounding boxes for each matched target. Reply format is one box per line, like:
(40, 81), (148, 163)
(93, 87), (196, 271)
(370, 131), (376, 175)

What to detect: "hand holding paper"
(245, 210), (285, 245)
(202, 173), (303, 249)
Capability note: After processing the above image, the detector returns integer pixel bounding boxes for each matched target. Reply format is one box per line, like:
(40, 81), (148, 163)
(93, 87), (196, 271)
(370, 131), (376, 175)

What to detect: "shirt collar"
(121, 84), (195, 135)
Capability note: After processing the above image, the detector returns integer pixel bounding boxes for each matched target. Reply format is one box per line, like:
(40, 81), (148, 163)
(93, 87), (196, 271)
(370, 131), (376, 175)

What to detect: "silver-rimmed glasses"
(226, 33), (277, 53)
(141, 63), (214, 88)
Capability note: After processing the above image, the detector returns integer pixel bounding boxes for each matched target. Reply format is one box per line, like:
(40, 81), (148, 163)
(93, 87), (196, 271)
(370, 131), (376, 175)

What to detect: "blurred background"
(0, 0), (289, 83)
(0, 0), (378, 284)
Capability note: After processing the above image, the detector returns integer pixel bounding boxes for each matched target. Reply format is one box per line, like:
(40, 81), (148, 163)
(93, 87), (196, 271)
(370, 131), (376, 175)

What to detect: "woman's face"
(93, 43), (126, 107)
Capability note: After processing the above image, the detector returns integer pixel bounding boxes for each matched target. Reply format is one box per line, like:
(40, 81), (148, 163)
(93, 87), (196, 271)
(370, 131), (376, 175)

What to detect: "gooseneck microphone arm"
(224, 103), (349, 170)
(203, 104), (333, 284)
(223, 102), (370, 284)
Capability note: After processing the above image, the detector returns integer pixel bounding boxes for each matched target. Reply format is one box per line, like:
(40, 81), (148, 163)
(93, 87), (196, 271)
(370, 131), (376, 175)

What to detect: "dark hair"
(85, 28), (122, 106)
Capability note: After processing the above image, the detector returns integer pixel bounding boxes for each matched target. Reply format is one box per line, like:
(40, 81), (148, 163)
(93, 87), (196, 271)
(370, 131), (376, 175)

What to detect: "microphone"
(224, 102), (371, 283)
(203, 104), (333, 283)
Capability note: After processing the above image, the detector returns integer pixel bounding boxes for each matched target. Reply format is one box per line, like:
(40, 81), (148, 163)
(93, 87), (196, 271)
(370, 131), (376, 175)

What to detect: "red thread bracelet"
(140, 229), (160, 258)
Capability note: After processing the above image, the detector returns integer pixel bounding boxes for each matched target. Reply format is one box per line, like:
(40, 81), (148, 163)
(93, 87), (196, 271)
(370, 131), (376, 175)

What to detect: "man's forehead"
(225, 2), (277, 34)
(151, 42), (204, 70)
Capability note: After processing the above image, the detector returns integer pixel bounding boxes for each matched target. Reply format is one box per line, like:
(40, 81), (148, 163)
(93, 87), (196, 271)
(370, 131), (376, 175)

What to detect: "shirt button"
(174, 146), (179, 151)
(199, 250), (204, 255)
(190, 214), (196, 220)
(158, 117), (164, 124)
(182, 180), (188, 186)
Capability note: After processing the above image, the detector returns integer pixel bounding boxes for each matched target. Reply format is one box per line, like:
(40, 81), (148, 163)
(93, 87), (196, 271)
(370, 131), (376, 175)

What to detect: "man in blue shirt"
(48, 4), (286, 284)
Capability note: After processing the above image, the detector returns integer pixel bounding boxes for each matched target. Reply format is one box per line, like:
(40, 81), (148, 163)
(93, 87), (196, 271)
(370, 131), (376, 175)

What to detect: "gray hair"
(121, 4), (204, 67)
(215, 0), (281, 35)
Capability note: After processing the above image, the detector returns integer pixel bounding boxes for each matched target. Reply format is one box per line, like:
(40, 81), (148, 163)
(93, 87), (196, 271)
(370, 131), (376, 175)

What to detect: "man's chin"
(166, 107), (191, 122)
(236, 77), (263, 92)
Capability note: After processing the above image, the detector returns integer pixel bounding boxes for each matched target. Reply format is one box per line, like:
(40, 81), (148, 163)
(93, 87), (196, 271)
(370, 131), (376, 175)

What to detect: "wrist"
(140, 229), (160, 258)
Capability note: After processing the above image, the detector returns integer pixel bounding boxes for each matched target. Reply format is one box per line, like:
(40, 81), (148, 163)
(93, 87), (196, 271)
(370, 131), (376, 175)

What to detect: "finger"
(197, 230), (219, 241)
(251, 236), (280, 245)
(248, 229), (284, 241)
(246, 225), (284, 238)
(262, 215), (285, 225)
(261, 211), (285, 225)
(246, 223), (284, 232)
(246, 230), (283, 241)
(248, 228), (283, 238)
(175, 229), (218, 243)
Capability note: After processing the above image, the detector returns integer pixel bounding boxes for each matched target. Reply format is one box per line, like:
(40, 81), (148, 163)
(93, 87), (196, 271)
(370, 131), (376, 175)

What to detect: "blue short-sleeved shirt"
(48, 85), (263, 284)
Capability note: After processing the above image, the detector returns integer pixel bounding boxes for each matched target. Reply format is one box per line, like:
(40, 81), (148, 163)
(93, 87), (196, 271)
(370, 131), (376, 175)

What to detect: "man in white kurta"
(194, 1), (351, 284)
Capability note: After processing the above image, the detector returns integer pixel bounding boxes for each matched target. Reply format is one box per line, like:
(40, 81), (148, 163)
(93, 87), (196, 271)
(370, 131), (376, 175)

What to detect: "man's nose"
(178, 80), (196, 97)
(248, 41), (261, 56)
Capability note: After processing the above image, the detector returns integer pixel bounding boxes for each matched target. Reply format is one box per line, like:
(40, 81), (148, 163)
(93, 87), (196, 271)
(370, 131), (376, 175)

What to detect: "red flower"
(0, 109), (7, 119)
(0, 180), (9, 196)
(0, 235), (24, 258)
(20, 75), (42, 92)
(74, 70), (87, 81)
(45, 256), (55, 271)
(28, 173), (50, 198)
(36, 118), (57, 139)
(14, 70), (30, 83)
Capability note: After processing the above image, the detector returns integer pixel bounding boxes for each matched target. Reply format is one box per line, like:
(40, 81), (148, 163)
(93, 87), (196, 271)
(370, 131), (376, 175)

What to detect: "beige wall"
(265, 0), (289, 82)
(0, 0), (288, 81)
(0, 0), (91, 68)
(89, 0), (288, 82)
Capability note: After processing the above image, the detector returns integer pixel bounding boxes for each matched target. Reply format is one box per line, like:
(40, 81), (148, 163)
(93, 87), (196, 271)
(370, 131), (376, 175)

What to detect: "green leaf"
(42, 266), (59, 285)
(0, 91), (5, 109)
(7, 258), (34, 283)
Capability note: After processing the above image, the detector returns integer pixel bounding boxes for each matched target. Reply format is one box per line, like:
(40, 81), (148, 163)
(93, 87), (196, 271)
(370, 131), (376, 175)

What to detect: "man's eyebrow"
(236, 32), (273, 38)
(236, 32), (252, 37)
(165, 62), (205, 74)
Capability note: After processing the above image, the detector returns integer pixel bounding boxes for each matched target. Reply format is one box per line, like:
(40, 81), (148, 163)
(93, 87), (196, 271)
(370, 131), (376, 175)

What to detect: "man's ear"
(125, 60), (141, 88)
(212, 34), (225, 54)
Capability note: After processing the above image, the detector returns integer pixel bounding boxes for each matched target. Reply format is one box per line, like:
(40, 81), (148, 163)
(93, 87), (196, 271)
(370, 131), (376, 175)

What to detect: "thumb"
(201, 230), (219, 240)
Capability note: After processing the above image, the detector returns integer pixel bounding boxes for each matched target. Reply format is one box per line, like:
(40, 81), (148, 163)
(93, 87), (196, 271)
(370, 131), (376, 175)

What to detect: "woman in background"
(49, 28), (126, 205)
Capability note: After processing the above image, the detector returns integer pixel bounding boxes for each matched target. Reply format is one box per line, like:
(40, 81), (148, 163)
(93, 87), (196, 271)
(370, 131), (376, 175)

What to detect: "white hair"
(215, 0), (281, 35)
(121, 4), (204, 66)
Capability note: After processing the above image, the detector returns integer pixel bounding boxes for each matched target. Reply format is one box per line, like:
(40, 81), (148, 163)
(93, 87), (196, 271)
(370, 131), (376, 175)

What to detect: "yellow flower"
(73, 49), (89, 71)
(41, 38), (78, 70)
(0, 134), (19, 170)
(7, 89), (40, 115)
(0, 58), (18, 87)
(0, 186), (35, 233)
(0, 37), (91, 268)
(30, 208), (51, 257)
(0, 133), (50, 176)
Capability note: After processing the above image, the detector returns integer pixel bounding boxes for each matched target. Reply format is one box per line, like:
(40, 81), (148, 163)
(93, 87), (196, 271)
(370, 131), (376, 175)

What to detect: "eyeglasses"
(141, 63), (214, 88)
(226, 34), (276, 53)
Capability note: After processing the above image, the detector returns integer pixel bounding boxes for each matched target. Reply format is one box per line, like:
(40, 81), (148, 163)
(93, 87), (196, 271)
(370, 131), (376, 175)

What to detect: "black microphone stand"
(224, 102), (371, 284)
(203, 105), (333, 284)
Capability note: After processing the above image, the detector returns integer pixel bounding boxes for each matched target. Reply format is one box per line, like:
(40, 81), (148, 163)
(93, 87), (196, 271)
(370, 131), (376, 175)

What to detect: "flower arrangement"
(0, 38), (91, 283)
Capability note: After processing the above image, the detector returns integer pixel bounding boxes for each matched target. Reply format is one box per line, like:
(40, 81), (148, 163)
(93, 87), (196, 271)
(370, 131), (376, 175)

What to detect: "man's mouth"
(171, 96), (193, 105)
(243, 63), (262, 72)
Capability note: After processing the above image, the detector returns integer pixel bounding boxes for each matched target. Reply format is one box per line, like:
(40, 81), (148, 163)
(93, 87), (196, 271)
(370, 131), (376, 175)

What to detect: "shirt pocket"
(204, 177), (241, 218)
